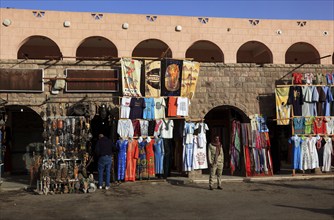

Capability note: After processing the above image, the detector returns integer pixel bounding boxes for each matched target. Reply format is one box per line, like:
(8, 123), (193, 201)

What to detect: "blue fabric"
(154, 138), (164, 174)
(289, 136), (303, 169)
(143, 98), (155, 120)
(293, 117), (305, 134)
(98, 155), (112, 187)
(116, 139), (128, 181)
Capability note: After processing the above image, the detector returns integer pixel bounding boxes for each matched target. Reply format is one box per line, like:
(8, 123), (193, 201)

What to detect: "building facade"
(0, 8), (334, 174)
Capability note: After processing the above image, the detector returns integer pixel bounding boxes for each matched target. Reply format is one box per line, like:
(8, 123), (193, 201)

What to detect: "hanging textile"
(121, 58), (142, 97)
(125, 139), (139, 181)
(144, 60), (161, 97)
(275, 87), (291, 125)
(136, 138), (148, 180)
(116, 139), (128, 181)
(230, 120), (241, 175)
(181, 61), (200, 99)
(182, 122), (196, 171)
(161, 59), (183, 96)
(154, 137), (164, 175)
(145, 137), (155, 178)
(241, 123), (252, 177)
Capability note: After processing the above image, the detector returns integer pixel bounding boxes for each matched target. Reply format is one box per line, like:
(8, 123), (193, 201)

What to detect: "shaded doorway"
(204, 105), (249, 176)
(132, 39), (172, 58)
(285, 42), (320, 64)
(76, 36), (118, 60)
(185, 40), (224, 62)
(3, 105), (43, 174)
(237, 41), (273, 64)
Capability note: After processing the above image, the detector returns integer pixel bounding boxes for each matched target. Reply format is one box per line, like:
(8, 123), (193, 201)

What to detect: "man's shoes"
(217, 186), (223, 190)
(209, 186), (214, 190)
(98, 186), (102, 189)
(105, 186), (110, 190)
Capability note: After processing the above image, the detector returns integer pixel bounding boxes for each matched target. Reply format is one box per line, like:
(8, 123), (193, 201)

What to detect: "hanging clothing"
(315, 73), (326, 84)
(316, 87), (326, 116)
(323, 86), (333, 116)
(196, 122), (209, 148)
(304, 117), (315, 134)
(316, 137), (325, 167)
(160, 119), (174, 139)
(136, 139), (148, 180)
(326, 73), (333, 85)
(132, 119), (141, 137)
(322, 137), (333, 172)
(154, 138), (164, 174)
(306, 136), (320, 169)
(325, 117), (334, 135)
(163, 138), (173, 178)
(176, 97), (190, 117)
(304, 73), (314, 85)
(120, 97), (132, 118)
(143, 98), (155, 120)
(167, 96), (178, 117)
(116, 139), (128, 181)
(302, 86), (319, 117)
(184, 122), (196, 144)
(154, 119), (163, 137)
(154, 97), (166, 119)
(275, 87), (291, 125)
(125, 139), (139, 181)
(292, 72), (303, 84)
(147, 120), (156, 136)
(117, 119), (134, 138)
(139, 120), (149, 137)
(313, 117), (327, 134)
(145, 138), (155, 178)
(287, 86), (304, 116)
(293, 117), (305, 134)
(182, 136), (194, 172)
(230, 120), (241, 175)
(192, 136), (208, 170)
(129, 98), (145, 119)
(288, 135), (303, 170)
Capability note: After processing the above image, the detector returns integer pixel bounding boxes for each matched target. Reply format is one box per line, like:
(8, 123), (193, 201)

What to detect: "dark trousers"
(163, 138), (173, 179)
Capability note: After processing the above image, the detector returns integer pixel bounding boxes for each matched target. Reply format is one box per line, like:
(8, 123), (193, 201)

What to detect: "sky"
(0, 0), (333, 20)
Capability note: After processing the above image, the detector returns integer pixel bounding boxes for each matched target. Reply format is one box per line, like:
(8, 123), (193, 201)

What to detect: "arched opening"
(17, 35), (62, 60)
(132, 39), (172, 58)
(1, 105), (43, 175)
(204, 105), (249, 176)
(237, 41), (273, 64)
(332, 52), (334, 64)
(285, 42), (320, 64)
(185, 40), (224, 62)
(76, 36), (118, 60)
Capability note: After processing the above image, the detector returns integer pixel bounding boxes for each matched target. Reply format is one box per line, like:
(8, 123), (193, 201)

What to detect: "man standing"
(208, 135), (224, 190)
(95, 134), (113, 190)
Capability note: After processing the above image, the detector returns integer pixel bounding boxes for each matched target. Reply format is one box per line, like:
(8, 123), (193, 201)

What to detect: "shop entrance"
(2, 105), (43, 174)
(204, 105), (249, 176)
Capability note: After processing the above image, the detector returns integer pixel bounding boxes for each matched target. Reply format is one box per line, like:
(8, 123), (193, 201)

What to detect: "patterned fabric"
(161, 59), (183, 96)
(136, 140), (148, 180)
(181, 61), (200, 99)
(292, 72), (303, 84)
(125, 140), (139, 181)
(275, 87), (291, 125)
(293, 117), (305, 134)
(121, 58), (142, 97)
(116, 139), (128, 181)
(145, 139), (155, 178)
(144, 60), (161, 97)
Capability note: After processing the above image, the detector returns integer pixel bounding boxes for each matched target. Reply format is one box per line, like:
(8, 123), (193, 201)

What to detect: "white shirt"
(177, 97), (190, 116)
(154, 97), (166, 119)
(120, 97), (132, 118)
(117, 119), (134, 138)
(160, 119), (174, 139)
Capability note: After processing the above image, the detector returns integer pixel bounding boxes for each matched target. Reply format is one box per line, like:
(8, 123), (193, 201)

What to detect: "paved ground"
(0, 178), (333, 220)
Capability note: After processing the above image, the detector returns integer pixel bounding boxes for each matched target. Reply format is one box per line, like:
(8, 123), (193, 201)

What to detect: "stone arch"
(185, 40), (224, 62)
(237, 41), (273, 64)
(285, 42), (320, 64)
(132, 39), (172, 58)
(17, 35), (62, 60)
(76, 36), (118, 60)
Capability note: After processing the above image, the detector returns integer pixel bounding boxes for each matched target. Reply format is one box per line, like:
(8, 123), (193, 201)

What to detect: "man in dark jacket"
(95, 134), (114, 189)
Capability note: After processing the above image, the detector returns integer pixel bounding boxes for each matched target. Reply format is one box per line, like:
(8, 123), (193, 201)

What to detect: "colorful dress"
(136, 140), (148, 180)
(125, 139), (139, 181)
(145, 139), (155, 178)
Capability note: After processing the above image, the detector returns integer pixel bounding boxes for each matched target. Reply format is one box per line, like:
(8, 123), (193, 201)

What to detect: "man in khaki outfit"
(208, 135), (224, 190)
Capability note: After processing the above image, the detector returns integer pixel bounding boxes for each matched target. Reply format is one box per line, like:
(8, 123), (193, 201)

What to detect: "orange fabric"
(168, 96), (177, 117)
(125, 140), (139, 181)
(145, 140), (155, 178)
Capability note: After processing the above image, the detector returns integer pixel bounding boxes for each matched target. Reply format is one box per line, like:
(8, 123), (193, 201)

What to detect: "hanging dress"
(116, 139), (128, 181)
(154, 138), (164, 174)
(136, 139), (148, 180)
(145, 138), (156, 178)
(125, 139), (139, 181)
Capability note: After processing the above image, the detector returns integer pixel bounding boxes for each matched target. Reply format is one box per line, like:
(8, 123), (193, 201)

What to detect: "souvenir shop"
(275, 72), (334, 175)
